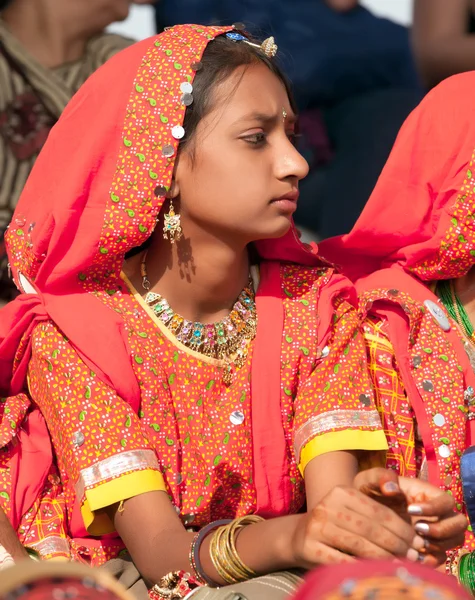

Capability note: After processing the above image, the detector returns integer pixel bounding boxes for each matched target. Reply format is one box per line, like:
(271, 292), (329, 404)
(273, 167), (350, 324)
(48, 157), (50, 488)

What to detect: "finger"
(354, 467), (399, 495)
(330, 506), (417, 558)
(312, 499), (419, 559)
(408, 493), (456, 518)
(300, 540), (356, 568)
(355, 469), (409, 517)
(337, 487), (416, 547)
(311, 517), (396, 560)
(414, 513), (468, 546)
(418, 551), (447, 568)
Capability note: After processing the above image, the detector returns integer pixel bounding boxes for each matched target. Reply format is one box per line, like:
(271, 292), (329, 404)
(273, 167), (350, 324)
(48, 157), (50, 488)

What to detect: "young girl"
(0, 24), (462, 599)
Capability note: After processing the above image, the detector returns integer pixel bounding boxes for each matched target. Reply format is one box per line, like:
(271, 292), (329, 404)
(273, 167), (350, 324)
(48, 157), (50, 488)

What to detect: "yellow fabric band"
(81, 469), (166, 536)
(362, 332), (394, 351)
(300, 429), (388, 476)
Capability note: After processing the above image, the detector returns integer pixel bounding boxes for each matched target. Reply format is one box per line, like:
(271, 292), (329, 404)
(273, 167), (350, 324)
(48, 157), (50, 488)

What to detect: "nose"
(275, 139), (310, 183)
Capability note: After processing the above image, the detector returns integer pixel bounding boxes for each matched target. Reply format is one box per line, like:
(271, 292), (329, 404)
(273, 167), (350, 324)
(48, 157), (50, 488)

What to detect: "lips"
(270, 191), (299, 204)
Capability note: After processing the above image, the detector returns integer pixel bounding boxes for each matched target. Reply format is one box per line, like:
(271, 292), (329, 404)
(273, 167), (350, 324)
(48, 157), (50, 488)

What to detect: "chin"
(257, 218), (292, 241)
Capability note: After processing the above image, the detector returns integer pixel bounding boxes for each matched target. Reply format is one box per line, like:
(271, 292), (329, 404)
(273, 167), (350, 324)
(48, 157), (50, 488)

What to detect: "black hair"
(181, 32), (297, 157)
(0, 0), (13, 10)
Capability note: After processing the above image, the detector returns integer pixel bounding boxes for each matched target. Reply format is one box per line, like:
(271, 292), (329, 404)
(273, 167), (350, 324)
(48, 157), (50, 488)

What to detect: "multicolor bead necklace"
(140, 252), (257, 384)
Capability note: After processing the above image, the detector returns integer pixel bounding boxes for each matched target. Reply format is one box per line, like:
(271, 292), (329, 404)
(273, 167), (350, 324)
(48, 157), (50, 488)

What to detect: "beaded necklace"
(437, 279), (475, 374)
(140, 252), (257, 385)
(437, 279), (475, 343)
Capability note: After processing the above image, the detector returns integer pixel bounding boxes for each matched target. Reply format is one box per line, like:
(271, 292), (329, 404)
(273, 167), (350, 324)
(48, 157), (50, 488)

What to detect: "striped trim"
(29, 536), (71, 558)
(294, 409), (383, 462)
(76, 448), (159, 502)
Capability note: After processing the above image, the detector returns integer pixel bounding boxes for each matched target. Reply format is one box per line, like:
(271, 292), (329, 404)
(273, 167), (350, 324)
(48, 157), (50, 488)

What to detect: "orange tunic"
(27, 265), (387, 565)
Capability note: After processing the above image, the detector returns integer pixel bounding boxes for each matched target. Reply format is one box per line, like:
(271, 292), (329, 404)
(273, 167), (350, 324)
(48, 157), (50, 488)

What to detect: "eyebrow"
(233, 110), (298, 126)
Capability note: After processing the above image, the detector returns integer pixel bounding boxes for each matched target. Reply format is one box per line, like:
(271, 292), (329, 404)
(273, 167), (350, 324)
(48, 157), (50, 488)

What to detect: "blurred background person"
(413, 0), (475, 90)
(154, 0), (422, 240)
(0, 0), (152, 304)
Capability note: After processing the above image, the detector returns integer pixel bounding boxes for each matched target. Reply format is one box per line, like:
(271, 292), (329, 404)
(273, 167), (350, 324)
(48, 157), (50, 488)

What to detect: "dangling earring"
(163, 199), (182, 243)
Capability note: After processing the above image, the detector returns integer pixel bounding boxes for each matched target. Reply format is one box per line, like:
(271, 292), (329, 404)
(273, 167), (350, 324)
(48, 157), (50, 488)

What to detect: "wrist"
(236, 514), (304, 572)
(276, 514), (305, 569)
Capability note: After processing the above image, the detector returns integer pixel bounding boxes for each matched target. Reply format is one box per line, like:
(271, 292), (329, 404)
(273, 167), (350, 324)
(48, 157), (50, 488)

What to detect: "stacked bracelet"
(191, 519), (232, 587)
(458, 551), (475, 597)
(209, 515), (264, 585)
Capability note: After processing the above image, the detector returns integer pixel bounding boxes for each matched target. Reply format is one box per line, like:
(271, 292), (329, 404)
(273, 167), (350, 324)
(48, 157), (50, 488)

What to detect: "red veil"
(0, 25), (355, 522)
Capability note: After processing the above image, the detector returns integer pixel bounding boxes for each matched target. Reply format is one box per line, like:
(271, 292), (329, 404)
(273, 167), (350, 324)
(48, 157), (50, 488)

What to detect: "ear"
(167, 179), (180, 199)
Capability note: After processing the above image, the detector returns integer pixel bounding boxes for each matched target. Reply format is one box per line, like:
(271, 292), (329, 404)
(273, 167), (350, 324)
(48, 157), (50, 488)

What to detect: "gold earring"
(163, 199), (182, 243)
(282, 108), (287, 121)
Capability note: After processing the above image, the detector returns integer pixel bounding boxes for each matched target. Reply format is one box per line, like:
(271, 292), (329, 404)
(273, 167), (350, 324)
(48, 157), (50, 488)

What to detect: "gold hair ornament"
(226, 32), (278, 58)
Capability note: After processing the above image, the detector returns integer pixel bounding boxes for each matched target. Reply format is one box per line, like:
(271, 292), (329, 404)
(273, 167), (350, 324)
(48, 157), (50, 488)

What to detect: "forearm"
(0, 508), (28, 562)
(111, 492), (302, 586)
(304, 451), (358, 512)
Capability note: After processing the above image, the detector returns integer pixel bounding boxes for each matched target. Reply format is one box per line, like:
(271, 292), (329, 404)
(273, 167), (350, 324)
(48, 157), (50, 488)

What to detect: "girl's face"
(173, 62), (309, 245)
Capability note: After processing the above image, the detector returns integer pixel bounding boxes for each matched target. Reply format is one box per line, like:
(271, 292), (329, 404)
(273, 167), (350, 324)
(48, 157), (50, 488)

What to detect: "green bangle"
(459, 552), (475, 597)
(24, 547), (41, 561)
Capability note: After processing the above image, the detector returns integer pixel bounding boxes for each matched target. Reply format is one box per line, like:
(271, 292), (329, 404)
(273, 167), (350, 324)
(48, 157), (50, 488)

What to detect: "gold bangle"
(209, 515), (264, 584)
(210, 526), (237, 584)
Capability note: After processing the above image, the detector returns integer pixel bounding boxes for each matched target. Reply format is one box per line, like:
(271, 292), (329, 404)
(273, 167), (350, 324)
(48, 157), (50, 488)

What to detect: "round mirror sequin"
(171, 125), (185, 140)
(230, 410), (245, 425)
(438, 444), (451, 458)
(72, 431), (85, 447)
(180, 82), (193, 94)
(154, 185), (168, 197)
(162, 144), (175, 158)
(181, 93), (193, 107)
(424, 299), (451, 332)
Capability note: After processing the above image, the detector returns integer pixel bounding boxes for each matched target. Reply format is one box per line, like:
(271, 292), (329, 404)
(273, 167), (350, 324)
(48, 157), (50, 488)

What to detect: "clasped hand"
(291, 468), (467, 568)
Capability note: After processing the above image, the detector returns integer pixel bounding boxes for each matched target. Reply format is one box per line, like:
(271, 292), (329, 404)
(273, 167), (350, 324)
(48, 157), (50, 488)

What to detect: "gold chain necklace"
(140, 252), (257, 385)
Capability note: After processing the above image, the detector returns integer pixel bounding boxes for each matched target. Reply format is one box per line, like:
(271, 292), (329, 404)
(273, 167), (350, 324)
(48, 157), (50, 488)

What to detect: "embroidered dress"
(1, 25), (385, 574)
(26, 265), (384, 565)
(320, 72), (475, 549)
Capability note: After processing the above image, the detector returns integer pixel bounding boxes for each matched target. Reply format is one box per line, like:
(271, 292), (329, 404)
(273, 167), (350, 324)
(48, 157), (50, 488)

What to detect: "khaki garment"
(102, 557), (304, 600)
(189, 572), (304, 600)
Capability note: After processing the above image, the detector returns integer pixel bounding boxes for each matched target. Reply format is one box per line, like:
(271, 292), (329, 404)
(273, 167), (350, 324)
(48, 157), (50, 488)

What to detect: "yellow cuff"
(81, 469), (166, 536)
(300, 429), (388, 476)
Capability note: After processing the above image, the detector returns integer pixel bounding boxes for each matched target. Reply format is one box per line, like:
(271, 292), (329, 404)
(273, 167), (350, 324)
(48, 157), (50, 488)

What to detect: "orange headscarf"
(0, 25), (355, 519)
(320, 72), (475, 283)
